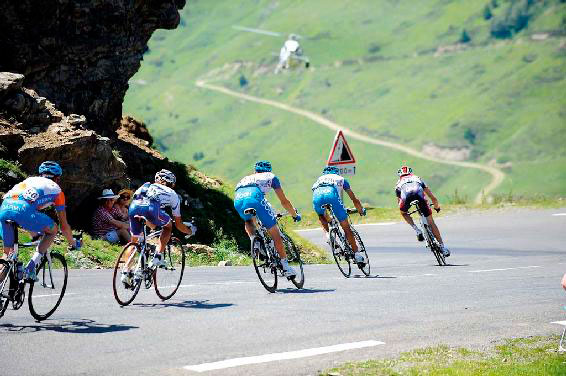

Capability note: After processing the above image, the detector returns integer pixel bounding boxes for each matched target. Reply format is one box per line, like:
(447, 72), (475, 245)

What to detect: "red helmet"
(397, 166), (413, 177)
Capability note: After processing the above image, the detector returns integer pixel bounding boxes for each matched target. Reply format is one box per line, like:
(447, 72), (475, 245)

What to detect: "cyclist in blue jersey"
(234, 161), (301, 278)
(127, 169), (196, 271)
(0, 161), (80, 281)
(396, 165), (450, 257)
(312, 166), (367, 264)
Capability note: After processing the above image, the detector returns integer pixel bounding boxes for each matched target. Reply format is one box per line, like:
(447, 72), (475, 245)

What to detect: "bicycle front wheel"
(352, 228), (371, 276)
(112, 243), (142, 306)
(330, 228), (351, 278)
(424, 225), (446, 266)
(251, 236), (277, 293)
(28, 253), (68, 321)
(0, 260), (11, 319)
(282, 233), (304, 289)
(154, 237), (186, 300)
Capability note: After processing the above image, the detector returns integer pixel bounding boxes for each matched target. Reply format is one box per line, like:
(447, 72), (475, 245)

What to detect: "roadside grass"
(322, 336), (566, 376)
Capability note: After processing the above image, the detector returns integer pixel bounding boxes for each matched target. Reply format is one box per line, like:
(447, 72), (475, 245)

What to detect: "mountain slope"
(124, 0), (566, 210)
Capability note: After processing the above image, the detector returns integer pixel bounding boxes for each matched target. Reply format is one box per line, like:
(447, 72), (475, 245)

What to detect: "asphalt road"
(1, 208), (565, 375)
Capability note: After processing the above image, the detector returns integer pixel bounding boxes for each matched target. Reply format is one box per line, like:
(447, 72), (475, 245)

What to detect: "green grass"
(322, 336), (566, 375)
(124, 0), (566, 211)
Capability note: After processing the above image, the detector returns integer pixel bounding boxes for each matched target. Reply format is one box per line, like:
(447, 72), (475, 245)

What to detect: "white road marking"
(552, 213), (566, 216)
(296, 222), (396, 232)
(468, 266), (541, 273)
(183, 340), (385, 372)
(32, 292), (78, 298)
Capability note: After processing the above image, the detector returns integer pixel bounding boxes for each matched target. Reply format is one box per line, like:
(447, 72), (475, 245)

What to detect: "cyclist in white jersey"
(128, 169), (196, 269)
(234, 161), (301, 278)
(395, 166), (450, 257)
(312, 166), (367, 263)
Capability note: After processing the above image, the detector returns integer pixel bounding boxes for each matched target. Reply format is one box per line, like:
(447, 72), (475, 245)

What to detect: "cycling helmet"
(38, 161), (62, 177)
(322, 166), (340, 175)
(155, 169), (176, 185)
(254, 160), (272, 173)
(397, 166), (413, 177)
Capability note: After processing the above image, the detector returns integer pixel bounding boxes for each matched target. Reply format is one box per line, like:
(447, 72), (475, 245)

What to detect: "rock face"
(0, 0), (186, 133)
(0, 72), (127, 224)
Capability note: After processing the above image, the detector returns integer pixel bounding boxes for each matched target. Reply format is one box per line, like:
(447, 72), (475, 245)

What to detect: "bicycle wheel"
(154, 237), (186, 300)
(352, 228), (371, 276)
(424, 225), (445, 266)
(28, 253), (68, 321)
(251, 236), (277, 292)
(112, 243), (143, 306)
(330, 228), (351, 278)
(282, 233), (304, 289)
(0, 260), (11, 319)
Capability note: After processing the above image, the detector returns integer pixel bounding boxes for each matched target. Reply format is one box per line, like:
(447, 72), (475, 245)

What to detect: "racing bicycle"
(0, 221), (74, 321)
(324, 204), (370, 278)
(407, 201), (446, 266)
(245, 209), (304, 293)
(112, 216), (192, 306)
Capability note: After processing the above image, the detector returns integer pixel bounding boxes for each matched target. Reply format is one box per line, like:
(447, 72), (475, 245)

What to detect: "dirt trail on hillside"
(196, 80), (505, 203)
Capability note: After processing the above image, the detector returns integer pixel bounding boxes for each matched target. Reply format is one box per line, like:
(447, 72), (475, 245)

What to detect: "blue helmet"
(254, 160), (272, 173)
(322, 166), (339, 175)
(38, 161), (62, 177)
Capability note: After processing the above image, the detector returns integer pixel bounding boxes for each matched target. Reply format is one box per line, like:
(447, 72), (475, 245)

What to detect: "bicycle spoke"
(331, 228), (351, 278)
(252, 236), (277, 292)
(282, 234), (304, 289)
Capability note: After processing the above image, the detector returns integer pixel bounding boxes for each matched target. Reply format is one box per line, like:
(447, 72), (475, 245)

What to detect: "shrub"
(490, 0), (534, 39)
(483, 5), (493, 20)
(460, 29), (472, 43)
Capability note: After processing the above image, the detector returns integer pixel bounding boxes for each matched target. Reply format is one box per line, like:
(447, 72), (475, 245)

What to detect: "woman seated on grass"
(92, 189), (130, 244)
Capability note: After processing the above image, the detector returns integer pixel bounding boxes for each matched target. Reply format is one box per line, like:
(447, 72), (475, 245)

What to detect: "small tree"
(483, 5), (493, 20)
(491, 0), (498, 8)
(460, 29), (471, 43)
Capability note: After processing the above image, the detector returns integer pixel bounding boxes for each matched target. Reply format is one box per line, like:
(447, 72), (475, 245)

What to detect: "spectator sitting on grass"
(113, 189), (132, 221)
(92, 189), (130, 244)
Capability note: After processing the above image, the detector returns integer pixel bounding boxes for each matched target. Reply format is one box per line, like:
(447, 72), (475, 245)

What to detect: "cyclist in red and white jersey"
(395, 166), (450, 257)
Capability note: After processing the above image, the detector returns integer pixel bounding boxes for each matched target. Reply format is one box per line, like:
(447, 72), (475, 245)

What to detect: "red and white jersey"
(395, 174), (427, 199)
(3, 176), (66, 211)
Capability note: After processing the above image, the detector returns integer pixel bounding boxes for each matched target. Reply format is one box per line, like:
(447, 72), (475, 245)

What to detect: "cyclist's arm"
(173, 216), (192, 235)
(345, 189), (364, 214)
(423, 187), (440, 210)
(274, 187), (298, 217)
(56, 210), (76, 247)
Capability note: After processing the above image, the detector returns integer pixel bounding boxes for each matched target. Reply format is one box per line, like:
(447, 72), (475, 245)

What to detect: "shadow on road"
(132, 299), (234, 310)
(276, 288), (335, 294)
(438, 264), (470, 267)
(0, 319), (137, 334)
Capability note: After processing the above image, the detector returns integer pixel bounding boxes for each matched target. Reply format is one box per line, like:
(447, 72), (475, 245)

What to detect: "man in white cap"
(92, 189), (130, 244)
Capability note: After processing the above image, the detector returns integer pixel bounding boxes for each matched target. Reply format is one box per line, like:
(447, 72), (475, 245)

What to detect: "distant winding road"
(196, 79), (504, 203)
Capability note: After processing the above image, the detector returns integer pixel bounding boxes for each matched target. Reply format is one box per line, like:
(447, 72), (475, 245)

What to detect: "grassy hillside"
(124, 0), (566, 211)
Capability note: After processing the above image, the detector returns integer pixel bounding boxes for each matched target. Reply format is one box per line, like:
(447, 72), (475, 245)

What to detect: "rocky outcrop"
(0, 0), (186, 133)
(0, 72), (127, 220)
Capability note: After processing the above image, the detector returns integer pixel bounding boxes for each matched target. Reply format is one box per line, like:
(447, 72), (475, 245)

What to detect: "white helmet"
(155, 169), (176, 185)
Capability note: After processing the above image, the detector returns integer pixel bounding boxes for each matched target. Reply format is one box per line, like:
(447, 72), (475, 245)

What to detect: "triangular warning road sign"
(327, 130), (356, 165)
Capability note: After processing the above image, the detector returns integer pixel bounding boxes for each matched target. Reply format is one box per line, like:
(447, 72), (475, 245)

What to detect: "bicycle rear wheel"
(352, 228), (371, 276)
(282, 233), (304, 289)
(28, 253), (68, 321)
(424, 225), (446, 266)
(0, 260), (11, 319)
(154, 237), (186, 300)
(112, 243), (142, 306)
(251, 236), (277, 293)
(330, 228), (351, 278)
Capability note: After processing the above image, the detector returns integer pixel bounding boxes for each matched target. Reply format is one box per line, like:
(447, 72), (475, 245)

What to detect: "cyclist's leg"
(328, 189), (358, 252)
(267, 225), (287, 259)
(158, 220), (172, 253)
(425, 214), (444, 245)
(312, 189), (330, 234)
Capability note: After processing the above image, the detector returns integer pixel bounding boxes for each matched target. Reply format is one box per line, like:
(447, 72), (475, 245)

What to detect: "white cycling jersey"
(133, 182), (181, 217)
(312, 173), (351, 192)
(235, 172), (281, 195)
(395, 174), (427, 199)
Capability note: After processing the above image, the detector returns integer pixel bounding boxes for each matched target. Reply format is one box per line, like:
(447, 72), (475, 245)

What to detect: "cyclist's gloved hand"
(183, 221), (197, 236)
(360, 208), (367, 217)
(293, 212), (302, 222)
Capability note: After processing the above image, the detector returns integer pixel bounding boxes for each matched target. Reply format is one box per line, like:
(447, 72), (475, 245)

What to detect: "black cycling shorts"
(399, 191), (432, 216)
